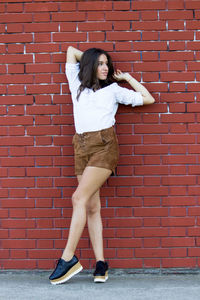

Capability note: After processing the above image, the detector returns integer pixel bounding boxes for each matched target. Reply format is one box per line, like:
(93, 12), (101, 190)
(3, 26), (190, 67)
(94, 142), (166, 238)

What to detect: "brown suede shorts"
(72, 126), (119, 175)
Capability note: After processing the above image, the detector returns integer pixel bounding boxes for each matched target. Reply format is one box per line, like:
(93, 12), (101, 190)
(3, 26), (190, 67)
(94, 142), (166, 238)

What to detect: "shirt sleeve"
(113, 83), (143, 107)
(65, 63), (81, 93)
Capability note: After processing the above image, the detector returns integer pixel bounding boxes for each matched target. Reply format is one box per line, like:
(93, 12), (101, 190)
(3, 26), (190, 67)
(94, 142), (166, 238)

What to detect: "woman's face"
(96, 54), (109, 80)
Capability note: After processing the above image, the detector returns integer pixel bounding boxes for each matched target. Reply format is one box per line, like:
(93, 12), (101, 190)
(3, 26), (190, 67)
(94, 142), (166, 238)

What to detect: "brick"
(27, 209), (61, 218)
(27, 189), (61, 198)
(26, 44), (59, 53)
(169, 41), (185, 50)
(186, 21), (200, 30)
(135, 187), (168, 197)
(162, 134), (195, 144)
(134, 62), (167, 72)
(1, 219), (35, 229)
(33, 13), (50, 22)
(134, 124), (168, 134)
(162, 217), (195, 227)
(0, 137), (33, 146)
(113, 21), (130, 31)
(27, 126), (60, 136)
(142, 31), (159, 41)
(89, 32), (105, 42)
(160, 72), (194, 82)
(78, 22), (112, 31)
(27, 105), (60, 115)
(134, 208), (168, 217)
(161, 51), (194, 61)
(0, 96), (33, 105)
(87, 11), (104, 21)
(162, 176), (196, 186)
(0, 116), (33, 126)
(3, 260), (37, 269)
(135, 166), (168, 175)
(110, 259), (143, 269)
(9, 168), (25, 177)
(8, 85), (24, 95)
(105, 11), (139, 21)
(162, 258), (196, 268)
(107, 32), (141, 41)
(27, 167), (60, 177)
(168, 1), (184, 10)
(170, 248), (187, 258)
(135, 248), (169, 258)
(113, 1), (130, 10)
(28, 250), (61, 259)
(132, 1), (166, 10)
(161, 113), (195, 123)
(2, 178), (34, 188)
(26, 64), (59, 74)
(108, 238), (142, 248)
(78, 1), (112, 11)
(0, 54), (33, 64)
(60, 2), (76, 11)
(52, 12), (86, 22)
(135, 145), (168, 155)
(134, 228), (168, 238)
(144, 259), (161, 268)
(0, 13), (32, 23)
(141, 11), (158, 20)
(25, 3), (58, 12)
(185, 1), (200, 9)
(132, 21), (166, 31)
(160, 10), (193, 20)
(160, 31), (194, 41)
(53, 32), (87, 42)
(170, 165), (186, 175)
(133, 42), (167, 51)
(169, 104), (186, 113)
(168, 20), (185, 30)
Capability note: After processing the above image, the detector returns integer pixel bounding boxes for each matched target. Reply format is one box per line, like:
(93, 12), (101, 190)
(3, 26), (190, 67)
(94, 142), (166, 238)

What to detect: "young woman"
(49, 46), (155, 285)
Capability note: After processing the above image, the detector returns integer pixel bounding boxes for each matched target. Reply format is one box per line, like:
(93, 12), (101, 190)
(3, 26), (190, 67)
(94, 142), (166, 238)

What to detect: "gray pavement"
(1, 269), (200, 300)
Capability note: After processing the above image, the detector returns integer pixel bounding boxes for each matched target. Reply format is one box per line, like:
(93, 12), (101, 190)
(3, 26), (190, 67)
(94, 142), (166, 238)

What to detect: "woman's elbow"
(143, 95), (155, 105)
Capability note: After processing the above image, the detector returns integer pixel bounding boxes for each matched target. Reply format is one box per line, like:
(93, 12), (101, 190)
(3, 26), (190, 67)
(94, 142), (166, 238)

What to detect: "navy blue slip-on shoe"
(93, 260), (108, 283)
(49, 255), (83, 285)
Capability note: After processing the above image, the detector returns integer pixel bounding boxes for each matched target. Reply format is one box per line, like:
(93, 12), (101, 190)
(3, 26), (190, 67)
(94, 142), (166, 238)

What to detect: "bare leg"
(87, 190), (104, 262)
(62, 166), (111, 261)
(77, 176), (104, 262)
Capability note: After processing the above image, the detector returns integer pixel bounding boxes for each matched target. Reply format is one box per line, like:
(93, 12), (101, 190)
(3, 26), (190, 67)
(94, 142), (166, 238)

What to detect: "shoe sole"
(94, 271), (108, 283)
(50, 262), (83, 285)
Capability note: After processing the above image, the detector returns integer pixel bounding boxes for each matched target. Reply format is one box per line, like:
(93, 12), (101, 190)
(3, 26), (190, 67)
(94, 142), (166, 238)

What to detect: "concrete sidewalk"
(1, 270), (200, 300)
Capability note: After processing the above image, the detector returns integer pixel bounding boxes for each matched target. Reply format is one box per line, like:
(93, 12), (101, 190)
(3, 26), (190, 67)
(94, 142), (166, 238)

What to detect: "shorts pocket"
(100, 128), (114, 144)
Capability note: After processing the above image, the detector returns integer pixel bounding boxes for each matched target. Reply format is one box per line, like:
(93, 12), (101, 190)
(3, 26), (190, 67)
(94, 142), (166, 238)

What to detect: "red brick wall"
(1, 0), (200, 270)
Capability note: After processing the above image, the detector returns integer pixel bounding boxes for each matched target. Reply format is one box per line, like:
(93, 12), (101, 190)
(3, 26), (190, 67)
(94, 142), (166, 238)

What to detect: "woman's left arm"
(114, 70), (155, 105)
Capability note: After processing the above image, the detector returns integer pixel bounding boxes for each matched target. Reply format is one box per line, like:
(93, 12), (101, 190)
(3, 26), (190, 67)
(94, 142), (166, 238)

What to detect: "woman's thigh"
(74, 166), (111, 203)
(77, 174), (100, 212)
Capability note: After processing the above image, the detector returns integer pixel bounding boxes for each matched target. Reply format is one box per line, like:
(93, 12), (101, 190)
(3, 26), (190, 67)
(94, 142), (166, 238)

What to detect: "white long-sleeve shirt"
(65, 63), (143, 134)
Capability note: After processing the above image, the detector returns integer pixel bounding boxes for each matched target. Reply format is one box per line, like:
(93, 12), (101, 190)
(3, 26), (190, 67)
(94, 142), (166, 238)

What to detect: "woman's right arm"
(67, 46), (83, 64)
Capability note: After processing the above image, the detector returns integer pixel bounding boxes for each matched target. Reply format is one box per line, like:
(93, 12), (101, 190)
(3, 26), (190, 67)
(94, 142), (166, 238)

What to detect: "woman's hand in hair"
(113, 69), (128, 82)
(114, 69), (155, 106)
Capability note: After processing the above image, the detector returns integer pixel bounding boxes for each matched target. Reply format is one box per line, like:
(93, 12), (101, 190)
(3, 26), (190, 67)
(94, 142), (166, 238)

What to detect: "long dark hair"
(77, 48), (114, 100)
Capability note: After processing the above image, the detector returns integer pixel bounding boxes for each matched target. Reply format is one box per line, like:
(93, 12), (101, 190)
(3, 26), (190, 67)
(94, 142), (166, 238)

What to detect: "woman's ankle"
(61, 252), (74, 262)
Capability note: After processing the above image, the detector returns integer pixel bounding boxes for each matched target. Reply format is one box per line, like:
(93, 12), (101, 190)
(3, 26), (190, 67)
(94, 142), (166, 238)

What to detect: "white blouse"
(65, 63), (143, 134)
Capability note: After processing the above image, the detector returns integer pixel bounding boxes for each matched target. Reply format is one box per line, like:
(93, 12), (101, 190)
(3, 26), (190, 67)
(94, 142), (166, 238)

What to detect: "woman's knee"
(72, 191), (88, 208)
(87, 201), (100, 216)
(72, 191), (82, 207)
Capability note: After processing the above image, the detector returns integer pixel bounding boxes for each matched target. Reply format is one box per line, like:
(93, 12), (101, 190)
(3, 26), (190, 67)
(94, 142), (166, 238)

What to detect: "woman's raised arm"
(113, 69), (155, 105)
(66, 46), (83, 64)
